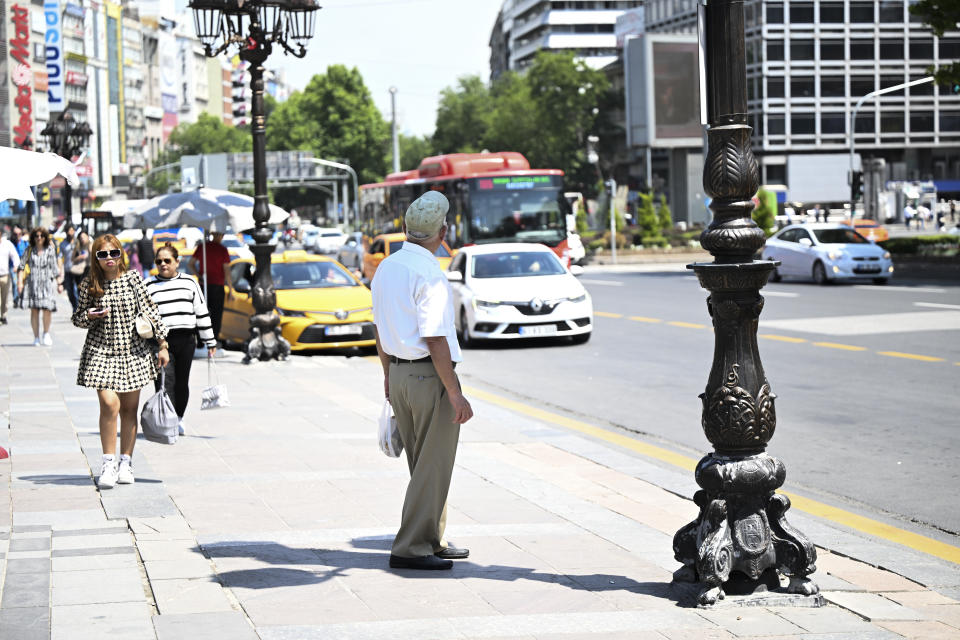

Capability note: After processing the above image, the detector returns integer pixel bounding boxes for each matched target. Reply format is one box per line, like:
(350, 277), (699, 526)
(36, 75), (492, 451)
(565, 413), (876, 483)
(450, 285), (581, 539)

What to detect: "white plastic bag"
(201, 358), (230, 410)
(378, 398), (403, 457)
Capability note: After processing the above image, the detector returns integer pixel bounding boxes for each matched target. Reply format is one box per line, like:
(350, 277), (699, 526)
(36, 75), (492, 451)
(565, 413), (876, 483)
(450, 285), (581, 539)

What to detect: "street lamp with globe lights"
(188, 0), (320, 362)
(40, 111), (92, 224)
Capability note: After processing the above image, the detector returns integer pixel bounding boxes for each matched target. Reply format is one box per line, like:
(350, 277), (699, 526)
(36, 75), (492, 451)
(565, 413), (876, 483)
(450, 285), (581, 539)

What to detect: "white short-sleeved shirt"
(371, 241), (462, 363)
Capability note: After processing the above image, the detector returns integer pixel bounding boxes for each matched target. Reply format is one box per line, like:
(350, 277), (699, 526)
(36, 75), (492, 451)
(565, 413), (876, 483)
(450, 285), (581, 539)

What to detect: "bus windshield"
(468, 179), (567, 246)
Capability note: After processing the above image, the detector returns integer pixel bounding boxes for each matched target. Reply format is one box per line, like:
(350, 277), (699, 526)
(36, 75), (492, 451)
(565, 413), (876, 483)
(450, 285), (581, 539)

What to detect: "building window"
(791, 77), (815, 98)
(910, 112), (935, 132)
(940, 38), (960, 59)
(851, 76), (875, 96)
(790, 40), (815, 61)
(880, 74), (905, 90)
(850, 1), (874, 21)
(941, 113), (960, 132)
(910, 39), (934, 59)
(881, 112), (905, 133)
(878, 0), (902, 22)
(854, 113), (875, 133)
(820, 2), (845, 22)
(820, 40), (845, 60)
(789, 2), (814, 22)
(821, 76), (845, 97)
(880, 40), (903, 59)
(766, 164), (786, 184)
(850, 40), (874, 59)
(767, 78), (785, 98)
(768, 116), (786, 135)
(791, 114), (816, 135)
(767, 42), (784, 61)
(910, 75), (936, 96)
(821, 112), (846, 134)
(767, 2), (784, 23)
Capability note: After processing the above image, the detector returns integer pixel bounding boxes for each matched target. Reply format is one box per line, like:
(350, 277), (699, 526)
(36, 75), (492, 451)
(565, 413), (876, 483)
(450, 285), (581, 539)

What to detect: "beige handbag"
(129, 277), (157, 340)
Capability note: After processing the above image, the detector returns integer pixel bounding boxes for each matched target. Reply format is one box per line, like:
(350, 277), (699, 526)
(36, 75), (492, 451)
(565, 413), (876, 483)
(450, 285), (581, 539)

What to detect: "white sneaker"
(98, 460), (119, 489)
(117, 459), (135, 484)
(178, 420), (185, 436)
(32, 337), (41, 346)
(42, 332), (52, 346)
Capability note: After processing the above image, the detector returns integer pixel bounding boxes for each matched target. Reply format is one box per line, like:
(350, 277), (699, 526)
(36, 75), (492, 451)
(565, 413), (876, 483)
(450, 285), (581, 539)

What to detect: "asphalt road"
(454, 267), (960, 542)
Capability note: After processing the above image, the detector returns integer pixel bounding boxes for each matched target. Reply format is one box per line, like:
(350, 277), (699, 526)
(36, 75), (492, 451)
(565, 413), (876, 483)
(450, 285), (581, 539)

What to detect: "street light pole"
(41, 111), (92, 225)
(307, 158), (359, 230)
(672, 0), (821, 606)
(390, 87), (400, 175)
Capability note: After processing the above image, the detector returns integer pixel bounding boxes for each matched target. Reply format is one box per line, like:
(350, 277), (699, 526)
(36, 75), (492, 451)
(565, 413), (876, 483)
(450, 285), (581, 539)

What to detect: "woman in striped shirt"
(145, 243), (217, 435)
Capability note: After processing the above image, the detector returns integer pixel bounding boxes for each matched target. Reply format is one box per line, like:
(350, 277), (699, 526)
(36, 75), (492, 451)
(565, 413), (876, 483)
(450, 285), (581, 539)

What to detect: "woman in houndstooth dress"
(73, 234), (169, 490)
(18, 227), (63, 346)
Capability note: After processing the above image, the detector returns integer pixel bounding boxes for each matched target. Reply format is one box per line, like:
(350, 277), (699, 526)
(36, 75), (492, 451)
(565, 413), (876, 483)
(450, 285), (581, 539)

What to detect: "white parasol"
(0, 146), (80, 201)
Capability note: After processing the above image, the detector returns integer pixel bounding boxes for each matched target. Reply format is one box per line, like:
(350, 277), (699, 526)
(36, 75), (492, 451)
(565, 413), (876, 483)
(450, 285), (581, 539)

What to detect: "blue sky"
(179, 0), (504, 138)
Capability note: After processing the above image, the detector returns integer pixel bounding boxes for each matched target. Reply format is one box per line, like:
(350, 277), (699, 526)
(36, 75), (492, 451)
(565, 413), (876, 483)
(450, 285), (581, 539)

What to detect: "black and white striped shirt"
(144, 273), (216, 347)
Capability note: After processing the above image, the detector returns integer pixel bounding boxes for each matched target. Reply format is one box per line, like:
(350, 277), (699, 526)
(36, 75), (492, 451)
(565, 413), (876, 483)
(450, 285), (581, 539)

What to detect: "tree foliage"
(433, 76), (493, 155)
(635, 192), (666, 246)
(753, 189), (777, 236)
(266, 65), (389, 185)
(657, 194), (673, 230)
(388, 133), (436, 173)
(909, 0), (960, 87)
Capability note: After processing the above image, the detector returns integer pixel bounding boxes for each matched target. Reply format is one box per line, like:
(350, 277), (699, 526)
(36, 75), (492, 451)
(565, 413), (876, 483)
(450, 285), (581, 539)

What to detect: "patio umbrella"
(124, 188), (288, 232)
(0, 146), (80, 200)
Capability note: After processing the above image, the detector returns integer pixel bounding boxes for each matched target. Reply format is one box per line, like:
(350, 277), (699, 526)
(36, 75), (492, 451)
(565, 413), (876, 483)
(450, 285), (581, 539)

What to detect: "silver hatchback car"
(763, 224), (893, 284)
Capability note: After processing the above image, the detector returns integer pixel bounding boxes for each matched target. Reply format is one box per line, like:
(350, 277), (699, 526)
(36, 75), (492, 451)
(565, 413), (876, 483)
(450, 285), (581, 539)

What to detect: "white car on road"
(446, 243), (593, 346)
(763, 223), (893, 284)
(312, 228), (347, 254)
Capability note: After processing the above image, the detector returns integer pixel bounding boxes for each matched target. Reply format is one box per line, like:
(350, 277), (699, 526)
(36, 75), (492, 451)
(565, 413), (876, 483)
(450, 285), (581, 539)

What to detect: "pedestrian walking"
(951, 200), (957, 224)
(137, 233), (155, 278)
(73, 234), (169, 489)
(903, 203), (915, 229)
(189, 232), (233, 344)
(145, 243), (217, 436)
(371, 190), (474, 571)
(0, 228), (21, 325)
(11, 225), (27, 308)
(18, 227), (63, 346)
(60, 225), (80, 312)
(71, 230), (92, 281)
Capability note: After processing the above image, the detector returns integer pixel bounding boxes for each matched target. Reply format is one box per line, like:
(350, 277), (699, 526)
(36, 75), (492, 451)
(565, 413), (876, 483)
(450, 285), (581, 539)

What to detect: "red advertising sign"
(65, 70), (88, 86)
(9, 4), (33, 148)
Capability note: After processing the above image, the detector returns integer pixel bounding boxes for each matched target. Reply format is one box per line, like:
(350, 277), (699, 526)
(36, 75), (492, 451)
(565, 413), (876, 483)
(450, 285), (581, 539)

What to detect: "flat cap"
(405, 191), (449, 239)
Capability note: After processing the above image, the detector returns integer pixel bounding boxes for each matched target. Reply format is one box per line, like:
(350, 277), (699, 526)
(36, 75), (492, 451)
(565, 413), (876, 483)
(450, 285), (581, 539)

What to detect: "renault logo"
(529, 297), (543, 313)
(335, 309), (348, 320)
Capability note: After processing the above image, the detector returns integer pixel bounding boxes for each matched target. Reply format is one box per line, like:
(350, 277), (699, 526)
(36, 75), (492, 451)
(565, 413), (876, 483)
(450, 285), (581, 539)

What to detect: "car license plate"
(854, 266), (881, 274)
(324, 324), (363, 336)
(519, 325), (557, 336)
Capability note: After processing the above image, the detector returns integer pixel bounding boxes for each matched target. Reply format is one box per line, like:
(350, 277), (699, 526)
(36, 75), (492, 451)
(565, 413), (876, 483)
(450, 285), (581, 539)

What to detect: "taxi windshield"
(270, 261), (358, 289)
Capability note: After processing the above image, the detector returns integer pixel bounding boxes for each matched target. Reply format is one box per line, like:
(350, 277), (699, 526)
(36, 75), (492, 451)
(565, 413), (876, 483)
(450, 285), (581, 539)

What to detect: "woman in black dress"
(73, 234), (169, 489)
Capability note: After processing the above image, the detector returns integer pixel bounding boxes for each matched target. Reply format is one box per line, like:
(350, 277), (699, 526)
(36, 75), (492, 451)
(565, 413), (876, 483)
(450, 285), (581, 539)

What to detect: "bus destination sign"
(476, 175), (556, 190)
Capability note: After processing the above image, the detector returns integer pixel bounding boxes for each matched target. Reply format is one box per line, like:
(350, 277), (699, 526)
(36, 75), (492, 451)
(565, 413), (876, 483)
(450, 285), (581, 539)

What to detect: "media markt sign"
(8, 3), (33, 148)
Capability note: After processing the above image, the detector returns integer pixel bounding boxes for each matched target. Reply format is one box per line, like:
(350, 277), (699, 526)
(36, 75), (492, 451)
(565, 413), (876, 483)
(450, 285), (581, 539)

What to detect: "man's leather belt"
(389, 355), (432, 364)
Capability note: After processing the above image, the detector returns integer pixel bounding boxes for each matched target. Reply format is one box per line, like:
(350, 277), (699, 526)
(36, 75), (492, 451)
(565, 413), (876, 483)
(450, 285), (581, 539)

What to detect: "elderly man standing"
(372, 190), (474, 571)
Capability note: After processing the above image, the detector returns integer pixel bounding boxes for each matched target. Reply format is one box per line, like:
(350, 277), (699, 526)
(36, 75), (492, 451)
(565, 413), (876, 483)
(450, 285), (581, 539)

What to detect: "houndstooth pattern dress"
(22, 244), (59, 311)
(73, 270), (169, 393)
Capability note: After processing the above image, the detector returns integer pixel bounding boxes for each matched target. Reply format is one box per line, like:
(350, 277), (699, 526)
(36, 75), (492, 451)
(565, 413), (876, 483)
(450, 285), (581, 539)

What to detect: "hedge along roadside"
(879, 234), (960, 256)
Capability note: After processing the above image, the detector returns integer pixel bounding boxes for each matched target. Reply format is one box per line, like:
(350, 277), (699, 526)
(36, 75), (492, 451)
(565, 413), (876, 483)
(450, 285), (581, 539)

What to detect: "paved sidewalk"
(1, 305), (959, 639)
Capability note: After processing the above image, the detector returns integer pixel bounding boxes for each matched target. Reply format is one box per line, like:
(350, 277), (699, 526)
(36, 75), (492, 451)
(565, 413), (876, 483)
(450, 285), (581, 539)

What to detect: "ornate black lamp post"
(188, 0), (320, 362)
(671, 0), (821, 607)
(41, 111), (92, 222)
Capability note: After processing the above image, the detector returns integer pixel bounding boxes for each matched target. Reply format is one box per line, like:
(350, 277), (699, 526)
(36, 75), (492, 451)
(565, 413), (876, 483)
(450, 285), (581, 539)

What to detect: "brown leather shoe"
(435, 545), (469, 560)
(389, 554), (453, 570)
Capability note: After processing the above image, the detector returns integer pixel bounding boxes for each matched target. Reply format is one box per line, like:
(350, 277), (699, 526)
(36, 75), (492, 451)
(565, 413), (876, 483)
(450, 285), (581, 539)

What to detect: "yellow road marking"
(877, 351), (945, 363)
(668, 321), (707, 329)
(629, 316), (662, 323)
(813, 342), (868, 352)
(594, 311), (623, 318)
(462, 383), (960, 566)
(759, 334), (807, 343)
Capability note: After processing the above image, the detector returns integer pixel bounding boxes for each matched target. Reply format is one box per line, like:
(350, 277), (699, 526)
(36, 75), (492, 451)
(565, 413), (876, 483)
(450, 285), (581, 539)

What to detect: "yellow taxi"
(220, 250), (375, 352)
(362, 232), (454, 282)
(841, 218), (889, 242)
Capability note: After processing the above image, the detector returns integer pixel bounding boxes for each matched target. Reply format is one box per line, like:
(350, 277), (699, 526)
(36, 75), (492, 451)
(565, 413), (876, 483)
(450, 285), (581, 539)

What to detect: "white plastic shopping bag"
(201, 358), (230, 410)
(378, 398), (403, 457)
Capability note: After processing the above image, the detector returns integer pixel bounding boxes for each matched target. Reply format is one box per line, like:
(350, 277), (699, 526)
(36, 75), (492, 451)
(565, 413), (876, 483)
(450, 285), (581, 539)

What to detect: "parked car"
(336, 232), (365, 274)
(362, 232), (454, 282)
(840, 218), (889, 242)
(763, 224), (893, 285)
(220, 250), (375, 352)
(299, 225), (320, 250)
(446, 243), (592, 346)
(312, 227), (347, 254)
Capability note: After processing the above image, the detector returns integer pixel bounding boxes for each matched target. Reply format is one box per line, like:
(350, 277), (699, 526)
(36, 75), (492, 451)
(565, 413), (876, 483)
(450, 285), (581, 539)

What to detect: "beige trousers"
(0, 273), (10, 319)
(389, 360), (460, 558)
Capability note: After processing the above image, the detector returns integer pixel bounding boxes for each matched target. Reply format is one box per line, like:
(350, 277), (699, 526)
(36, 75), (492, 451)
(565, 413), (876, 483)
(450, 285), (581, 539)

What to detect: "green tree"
(482, 71), (538, 158)
(657, 194), (673, 230)
(753, 188), (777, 236)
(910, 0), (960, 88)
(266, 65), (389, 185)
(433, 75), (492, 154)
(387, 133), (435, 173)
(636, 192), (666, 246)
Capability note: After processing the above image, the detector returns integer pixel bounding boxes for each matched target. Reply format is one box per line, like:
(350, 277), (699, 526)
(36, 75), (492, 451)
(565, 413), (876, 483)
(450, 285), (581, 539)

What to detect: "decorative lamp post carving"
(41, 111), (92, 223)
(188, 0), (320, 362)
(671, 0), (822, 607)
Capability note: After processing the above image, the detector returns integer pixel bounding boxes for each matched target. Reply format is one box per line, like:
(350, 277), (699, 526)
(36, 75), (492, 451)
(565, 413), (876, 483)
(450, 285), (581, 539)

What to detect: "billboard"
(44, 0), (64, 111)
(625, 34), (703, 148)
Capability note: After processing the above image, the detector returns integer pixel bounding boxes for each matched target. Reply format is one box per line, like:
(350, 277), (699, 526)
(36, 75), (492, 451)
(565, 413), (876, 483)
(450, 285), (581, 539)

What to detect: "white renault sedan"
(446, 243), (593, 346)
(763, 224), (893, 285)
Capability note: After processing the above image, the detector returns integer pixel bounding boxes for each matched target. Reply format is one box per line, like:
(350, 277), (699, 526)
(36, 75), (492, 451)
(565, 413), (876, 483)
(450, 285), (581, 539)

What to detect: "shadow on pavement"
(18, 474), (164, 485)
(204, 541), (697, 606)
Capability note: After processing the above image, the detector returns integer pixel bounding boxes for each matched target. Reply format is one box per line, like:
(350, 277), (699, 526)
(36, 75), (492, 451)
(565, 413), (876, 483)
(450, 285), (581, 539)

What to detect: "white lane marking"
(915, 302), (960, 310)
(764, 291), (799, 298)
(580, 279), (625, 286)
(761, 310), (960, 335)
(854, 285), (946, 293)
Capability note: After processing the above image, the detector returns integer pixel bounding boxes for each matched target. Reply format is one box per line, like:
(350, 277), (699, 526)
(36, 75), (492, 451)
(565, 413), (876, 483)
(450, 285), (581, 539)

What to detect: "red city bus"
(359, 152), (574, 263)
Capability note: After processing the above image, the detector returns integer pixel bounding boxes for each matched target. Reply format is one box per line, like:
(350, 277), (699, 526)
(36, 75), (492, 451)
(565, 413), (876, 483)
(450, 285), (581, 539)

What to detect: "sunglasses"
(155, 257), (175, 265)
(95, 249), (123, 260)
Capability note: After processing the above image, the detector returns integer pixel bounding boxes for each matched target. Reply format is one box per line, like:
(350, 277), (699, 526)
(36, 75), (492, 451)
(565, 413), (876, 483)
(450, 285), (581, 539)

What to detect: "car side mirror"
(445, 271), (463, 282)
(234, 279), (251, 294)
(798, 238), (813, 247)
(569, 265), (585, 276)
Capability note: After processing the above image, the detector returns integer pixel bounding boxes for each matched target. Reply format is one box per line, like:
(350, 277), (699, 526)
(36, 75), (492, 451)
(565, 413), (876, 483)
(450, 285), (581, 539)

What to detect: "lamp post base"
(243, 240), (290, 364)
